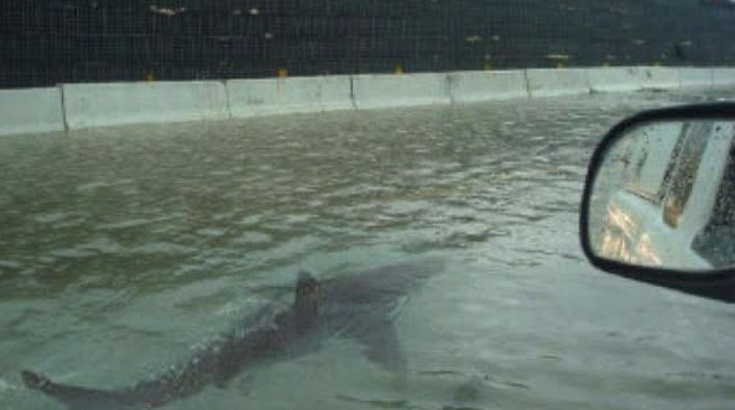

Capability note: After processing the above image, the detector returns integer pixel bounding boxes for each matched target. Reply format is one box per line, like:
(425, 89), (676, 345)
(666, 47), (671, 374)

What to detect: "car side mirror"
(580, 103), (735, 303)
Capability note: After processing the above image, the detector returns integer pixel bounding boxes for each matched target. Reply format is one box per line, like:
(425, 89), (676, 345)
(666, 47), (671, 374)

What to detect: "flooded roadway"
(1, 90), (734, 409)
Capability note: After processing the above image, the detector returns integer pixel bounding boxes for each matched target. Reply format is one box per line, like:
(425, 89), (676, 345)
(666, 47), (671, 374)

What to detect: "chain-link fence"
(2, 0), (734, 88)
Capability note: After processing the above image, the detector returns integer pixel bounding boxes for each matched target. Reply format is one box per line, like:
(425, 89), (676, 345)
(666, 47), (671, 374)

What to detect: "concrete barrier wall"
(588, 66), (682, 93)
(678, 68), (713, 89)
(351, 73), (451, 109)
(2, 66), (735, 136)
(63, 81), (229, 129)
(228, 76), (353, 118)
(525, 68), (592, 98)
(712, 68), (735, 87)
(0, 87), (65, 136)
(638, 66), (681, 90)
(588, 67), (643, 93)
(448, 70), (529, 103)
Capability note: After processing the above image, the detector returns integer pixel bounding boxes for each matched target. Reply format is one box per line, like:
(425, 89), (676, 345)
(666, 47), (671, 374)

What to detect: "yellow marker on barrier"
(394, 64), (404, 75)
(277, 68), (288, 78)
(145, 72), (156, 82)
(483, 63), (492, 71)
(547, 54), (570, 69)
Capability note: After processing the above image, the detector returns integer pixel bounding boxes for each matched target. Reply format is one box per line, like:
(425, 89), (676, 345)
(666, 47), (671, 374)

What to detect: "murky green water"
(1, 91), (734, 409)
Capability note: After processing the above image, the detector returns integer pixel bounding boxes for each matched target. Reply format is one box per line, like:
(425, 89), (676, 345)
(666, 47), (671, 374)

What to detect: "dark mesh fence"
(2, 0), (735, 88)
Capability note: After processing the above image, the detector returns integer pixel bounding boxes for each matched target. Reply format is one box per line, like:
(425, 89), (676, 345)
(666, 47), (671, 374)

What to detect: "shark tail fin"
(21, 370), (132, 409)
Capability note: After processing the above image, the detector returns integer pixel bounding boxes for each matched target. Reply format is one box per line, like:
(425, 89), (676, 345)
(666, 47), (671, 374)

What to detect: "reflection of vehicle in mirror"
(592, 120), (735, 269)
(580, 103), (735, 303)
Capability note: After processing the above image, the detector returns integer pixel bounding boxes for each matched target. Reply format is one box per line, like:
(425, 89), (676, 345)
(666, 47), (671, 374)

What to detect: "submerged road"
(1, 89), (734, 409)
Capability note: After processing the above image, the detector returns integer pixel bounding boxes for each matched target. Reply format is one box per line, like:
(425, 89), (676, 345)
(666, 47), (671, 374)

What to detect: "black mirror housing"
(580, 102), (735, 303)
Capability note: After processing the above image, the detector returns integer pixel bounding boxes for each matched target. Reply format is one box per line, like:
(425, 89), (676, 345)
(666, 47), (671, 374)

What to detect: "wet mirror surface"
(588, 118), (735, 271)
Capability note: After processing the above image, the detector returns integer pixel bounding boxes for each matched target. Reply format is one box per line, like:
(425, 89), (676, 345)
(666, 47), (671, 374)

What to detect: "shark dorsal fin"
(295, 271), (319, 333)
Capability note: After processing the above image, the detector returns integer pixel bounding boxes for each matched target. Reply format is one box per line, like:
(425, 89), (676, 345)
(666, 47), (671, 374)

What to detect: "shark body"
(21, 262), (439, 409)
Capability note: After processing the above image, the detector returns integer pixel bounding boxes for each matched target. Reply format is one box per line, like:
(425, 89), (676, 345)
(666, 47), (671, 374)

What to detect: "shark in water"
(21, 262), (440, 409)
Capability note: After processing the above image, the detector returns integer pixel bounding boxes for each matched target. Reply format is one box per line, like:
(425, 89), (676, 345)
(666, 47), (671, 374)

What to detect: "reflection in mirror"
(588, 119), (735, 271)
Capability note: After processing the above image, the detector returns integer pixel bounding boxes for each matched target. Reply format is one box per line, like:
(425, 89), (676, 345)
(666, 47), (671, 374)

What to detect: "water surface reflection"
(1, 91), (734, 409)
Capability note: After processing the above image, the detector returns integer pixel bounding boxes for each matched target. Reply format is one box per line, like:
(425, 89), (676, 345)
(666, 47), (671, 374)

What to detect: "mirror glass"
(587, 119), (735, 271)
